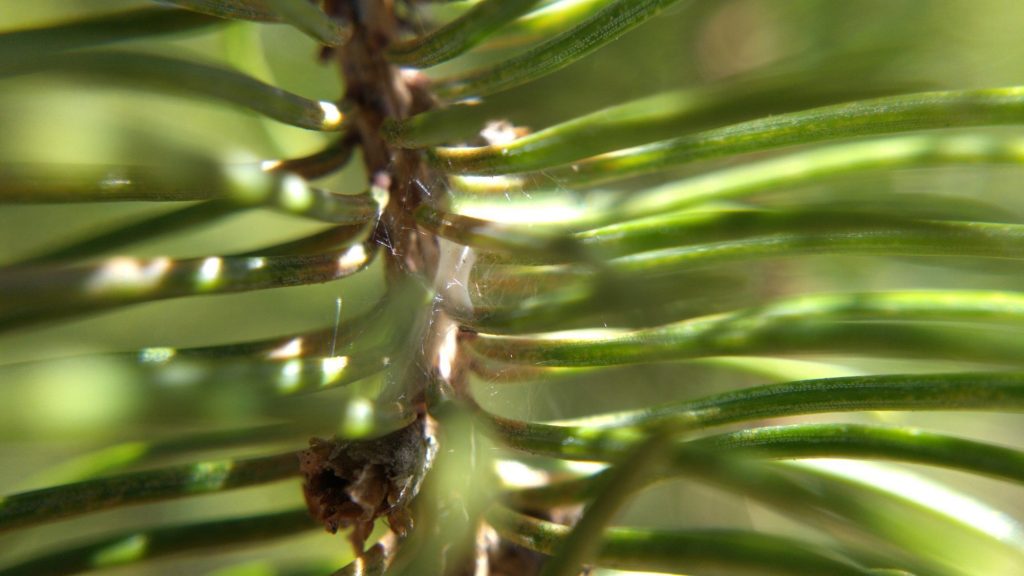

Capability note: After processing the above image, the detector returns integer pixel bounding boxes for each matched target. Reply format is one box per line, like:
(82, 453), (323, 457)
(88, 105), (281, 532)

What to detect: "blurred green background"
(3, 1), (1024, 574)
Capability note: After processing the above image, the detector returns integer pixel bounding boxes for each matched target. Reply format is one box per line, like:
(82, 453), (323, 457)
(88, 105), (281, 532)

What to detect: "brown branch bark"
(326, 0), (438, 279)
(300, 0), (445, 560)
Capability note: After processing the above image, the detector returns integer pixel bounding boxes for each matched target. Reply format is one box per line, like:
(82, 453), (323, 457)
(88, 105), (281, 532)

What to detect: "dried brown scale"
(299, 420), (433, 553)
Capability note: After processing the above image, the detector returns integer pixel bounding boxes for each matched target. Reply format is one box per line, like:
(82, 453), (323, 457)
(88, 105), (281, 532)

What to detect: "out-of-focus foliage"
(1, 1), (1024, 575)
